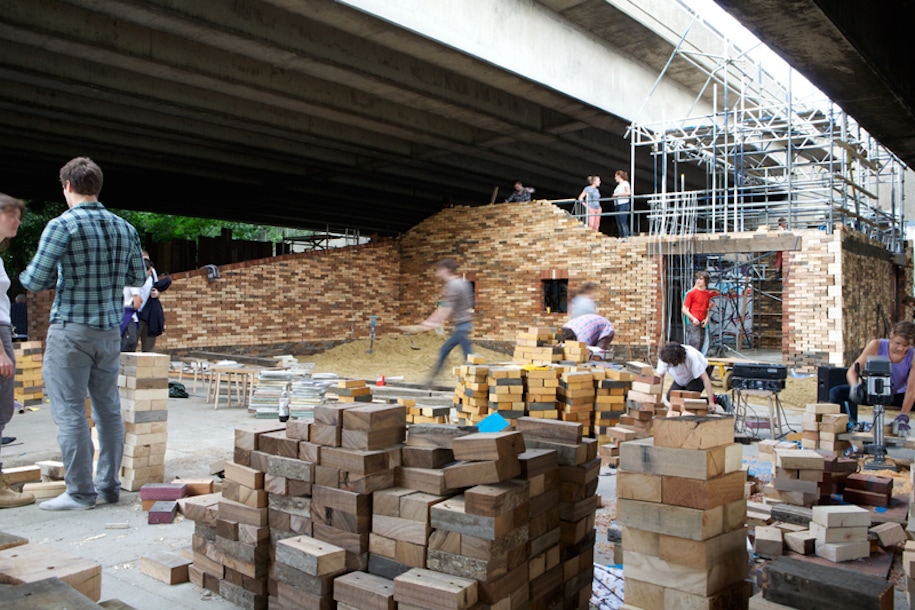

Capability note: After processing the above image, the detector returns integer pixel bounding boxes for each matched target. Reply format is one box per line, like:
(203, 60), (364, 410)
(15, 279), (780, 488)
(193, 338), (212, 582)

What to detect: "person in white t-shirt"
(613, 170), (631, 238)
(655, 341), (717, 408)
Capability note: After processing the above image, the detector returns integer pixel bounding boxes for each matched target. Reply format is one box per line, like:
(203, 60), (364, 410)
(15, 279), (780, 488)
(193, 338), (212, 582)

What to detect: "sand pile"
(302, 332), (509, 384)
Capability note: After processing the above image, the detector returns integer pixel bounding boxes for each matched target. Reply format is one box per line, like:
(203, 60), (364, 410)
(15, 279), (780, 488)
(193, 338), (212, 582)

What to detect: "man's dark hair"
(560, 327), (577, 341)
(659, 341), (687, 366)
(60, 157), (103, 197)
(695, 271), (711, 284)
(435, 258), (459, 273)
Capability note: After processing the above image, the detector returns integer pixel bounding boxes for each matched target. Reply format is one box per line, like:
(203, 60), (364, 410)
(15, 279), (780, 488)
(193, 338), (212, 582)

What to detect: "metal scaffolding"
(629, 1), (907, 253)
(631, 0), (907, 359)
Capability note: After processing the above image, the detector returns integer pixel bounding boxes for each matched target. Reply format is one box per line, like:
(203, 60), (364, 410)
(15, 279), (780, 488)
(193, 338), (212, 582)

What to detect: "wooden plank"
(517, 417), (582, 443)
(464, 480), (528, 517)
(223, 462), (264, 490)
(809, 522), (867, 544)
(451, 432), (525, 462)
(442, 458), (520, 489)
(662, 470), (746, 510)
(321, 447), (391, 476)
(333, 571), (396, 610)
(371, 515), (431, 546)
(775, 449), (825, 470)
(763, 556), (891, 609)
(401, 446), (454, 470)
(394, 467), (454, 496)
(0, 532), (28, 552)
(400, 493), (448, 523)
(617, 498), (747, 541)
(811, 505), (871, 528)
(623, 550), (747, 597)
(405, 425), (478, 449)
(342, 404), (406, 431)
(393, 567), (478, 610)
(619, 437), (742, 480)
(140, 550), (191, 585)
(815, 539), (870, 562)
(275, 535), (346, 576)
(0, 544), (102, 602)
(0, 576), (102, 610)
(653, 416), (735, 450)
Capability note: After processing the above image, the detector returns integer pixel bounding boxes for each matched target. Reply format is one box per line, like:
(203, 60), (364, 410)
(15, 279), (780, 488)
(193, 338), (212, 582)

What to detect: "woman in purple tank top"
(828, 321), (915, 435)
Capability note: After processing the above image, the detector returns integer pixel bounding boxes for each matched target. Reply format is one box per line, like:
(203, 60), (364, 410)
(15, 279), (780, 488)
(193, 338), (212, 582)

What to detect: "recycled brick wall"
(839, 229), (904, 364)
(781, 230), (841, 370)
(27, 241), (402, 353)
(23, 205), (910, 371)
(397, 201), (664, 359)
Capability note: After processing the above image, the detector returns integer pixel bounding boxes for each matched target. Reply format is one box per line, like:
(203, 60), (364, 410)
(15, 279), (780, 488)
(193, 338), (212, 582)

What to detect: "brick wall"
(397, 201), (664, 358)
(28, 240), (403, 354)
(22, 204), (911, 371)
(839, 229), (902, 363)
(781, 230), (841, 370)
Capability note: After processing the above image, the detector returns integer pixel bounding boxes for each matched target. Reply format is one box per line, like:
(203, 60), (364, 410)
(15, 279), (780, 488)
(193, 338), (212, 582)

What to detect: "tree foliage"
(3, 203), (291, 294)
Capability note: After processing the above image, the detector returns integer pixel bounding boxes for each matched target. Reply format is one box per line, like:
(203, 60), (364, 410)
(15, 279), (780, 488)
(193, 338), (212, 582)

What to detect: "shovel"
(368, 315), (378, 354)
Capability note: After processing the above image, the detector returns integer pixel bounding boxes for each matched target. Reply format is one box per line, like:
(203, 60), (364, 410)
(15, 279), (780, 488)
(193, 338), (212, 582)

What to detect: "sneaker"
(715, 394), (733, 414)
(0, 475), (35, 509)
(40, 492), (95, 511)
(95, 488), (119, 505)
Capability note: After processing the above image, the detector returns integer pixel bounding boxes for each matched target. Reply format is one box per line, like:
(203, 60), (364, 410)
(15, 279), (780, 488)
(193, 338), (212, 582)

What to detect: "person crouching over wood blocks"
(560, 314), (614, 360)
(655, 341), (731, 413)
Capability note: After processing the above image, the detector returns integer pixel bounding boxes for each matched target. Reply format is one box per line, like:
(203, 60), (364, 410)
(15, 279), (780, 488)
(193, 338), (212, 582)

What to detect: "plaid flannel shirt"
(20, 201), (146, 330)
(562, 314), (614, 346)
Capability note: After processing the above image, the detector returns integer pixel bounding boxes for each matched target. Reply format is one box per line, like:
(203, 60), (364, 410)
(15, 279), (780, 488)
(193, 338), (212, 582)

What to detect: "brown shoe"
(0, 475), (35, 508)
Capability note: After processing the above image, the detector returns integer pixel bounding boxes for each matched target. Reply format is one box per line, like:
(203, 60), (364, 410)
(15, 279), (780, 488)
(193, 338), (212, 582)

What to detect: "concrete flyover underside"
(0, 0), (713, 234)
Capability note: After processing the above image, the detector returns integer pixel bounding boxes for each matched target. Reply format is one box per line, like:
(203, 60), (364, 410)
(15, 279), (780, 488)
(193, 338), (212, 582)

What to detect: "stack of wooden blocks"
(119, 352), (170, 492)
(756, 439), (801, 462)
(843, 472), (893, 507)
(617, 415), (751, 609)
(593, 369), (631, 445)
(274, 534), (346, 608)
(512, 327), (562, 366)
(763, 449), (824, 507)
(402, 398), (449, 425)
(519, 417), (599, 609)
(818, 455), (858, 499)
(182, 410), (600, 610)
(558, 370), (595, 436)
(13, 340), (43, 407)
(801, 403), (850, 455)
(810, 505), (871, 562)
(524, 367), (560, 421)
(562, 340), (590, 363)
(454, 364), (488, 425)
(668, 389), (709, 416)
(488, 366), (525, 426)
(336, 380), (372, 403)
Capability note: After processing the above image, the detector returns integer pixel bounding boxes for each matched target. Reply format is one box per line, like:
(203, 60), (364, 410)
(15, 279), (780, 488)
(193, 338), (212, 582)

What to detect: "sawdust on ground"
(302, 332), (509, 384)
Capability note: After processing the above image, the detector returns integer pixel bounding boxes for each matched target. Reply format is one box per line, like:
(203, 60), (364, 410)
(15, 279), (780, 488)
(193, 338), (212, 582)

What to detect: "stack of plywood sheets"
(119, 352), (170, 492)
(617, 415), (751, 610)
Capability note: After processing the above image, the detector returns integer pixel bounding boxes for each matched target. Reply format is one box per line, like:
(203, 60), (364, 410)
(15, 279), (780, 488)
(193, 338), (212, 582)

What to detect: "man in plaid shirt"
(561, 313), (615, 350)
(21, 157), (146, 510)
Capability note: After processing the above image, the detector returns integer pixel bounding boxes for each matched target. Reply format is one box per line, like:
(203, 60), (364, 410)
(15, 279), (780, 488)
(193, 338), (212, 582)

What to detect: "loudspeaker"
(817, 365), (847, 402)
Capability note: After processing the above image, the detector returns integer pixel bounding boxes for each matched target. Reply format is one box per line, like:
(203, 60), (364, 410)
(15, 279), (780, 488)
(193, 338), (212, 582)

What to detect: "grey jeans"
(0, 325), (15, 469)
(685, 321), (705, 352)
(44, 322), (123, 502)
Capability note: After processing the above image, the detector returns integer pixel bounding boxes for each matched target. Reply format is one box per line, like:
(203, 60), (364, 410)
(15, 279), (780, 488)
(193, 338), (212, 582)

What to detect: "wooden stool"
(733, 388), (788, 439)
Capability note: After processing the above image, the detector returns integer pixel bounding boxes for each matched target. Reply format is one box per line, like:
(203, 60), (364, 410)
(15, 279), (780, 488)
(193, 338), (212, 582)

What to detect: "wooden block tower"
(119, 352), (170, 491)
(13, 340), (44, 407)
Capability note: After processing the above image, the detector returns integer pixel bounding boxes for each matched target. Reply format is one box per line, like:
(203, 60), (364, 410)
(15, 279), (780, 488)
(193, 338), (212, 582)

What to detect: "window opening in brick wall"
(542, 279), (568, 314)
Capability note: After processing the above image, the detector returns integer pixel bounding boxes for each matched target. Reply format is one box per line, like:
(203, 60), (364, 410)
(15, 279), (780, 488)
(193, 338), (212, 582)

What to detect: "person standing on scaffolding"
(613, 170), (631, 238)
(682, 271), (718, 353)
(504, 180), (535, 203)
(577, 175), (602, 231)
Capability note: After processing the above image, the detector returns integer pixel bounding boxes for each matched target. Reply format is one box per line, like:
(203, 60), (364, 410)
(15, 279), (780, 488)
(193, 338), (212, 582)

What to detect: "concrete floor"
(1, 382), (911, 608)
